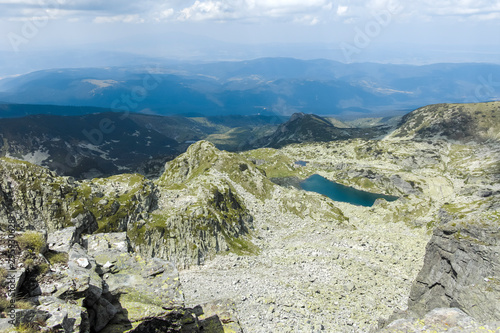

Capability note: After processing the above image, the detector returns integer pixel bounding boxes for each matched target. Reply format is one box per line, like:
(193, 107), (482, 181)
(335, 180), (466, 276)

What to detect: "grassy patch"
(16, 231), (46, 254)
(0, 296), (9, 312)
(0, 268), (8, 286)
(45, 251), (69, 265)
(224, 235), (260, 256)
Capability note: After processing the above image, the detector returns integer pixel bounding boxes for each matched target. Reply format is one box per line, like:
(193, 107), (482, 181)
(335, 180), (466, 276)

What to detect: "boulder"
(71, 212), (98, 236)
(389, 174), (419, 195)
(47, 227), (80, 253)
(85, 232), (129, 256)
(42, 243), (118, 331)
(101, 253), (184, 322)
(198, 299), (243, 333)
(38, 296), (91, 333)
(408, 223), (500, 322)
(12, 309), (50, 326)
(89, 297), (119, 332)
(6, 268), (26, 297)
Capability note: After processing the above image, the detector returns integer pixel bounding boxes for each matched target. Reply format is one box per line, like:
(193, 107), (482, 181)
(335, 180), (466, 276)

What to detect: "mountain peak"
(289, 112), (306, 122)
(388, 102), (500, 142)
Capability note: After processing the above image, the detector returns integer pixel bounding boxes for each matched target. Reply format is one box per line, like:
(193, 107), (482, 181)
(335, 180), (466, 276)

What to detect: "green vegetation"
(0, 297), (9, 313)
(241, 148), (303, 179)
(45, 251), (69, 265)
(225, 236), (260, 256)
(22, 258), (36, 270)
(15, 323), (44, 333)
(14, 300), (34, 310)
(16, 231), (46, 253)
(69, 173), (153, 233)
(0, 268), (8, 286)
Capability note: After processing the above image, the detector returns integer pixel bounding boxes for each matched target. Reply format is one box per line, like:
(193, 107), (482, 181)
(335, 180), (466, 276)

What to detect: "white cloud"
(396, 0), (500, 20)
(337, 5), (348, 16)
(177, 0), (334, 23)
(178, 1), (237, 21)
(1, 0), (500, 23)
(94, 14), (144, 24)
(329, 0), (500, 22)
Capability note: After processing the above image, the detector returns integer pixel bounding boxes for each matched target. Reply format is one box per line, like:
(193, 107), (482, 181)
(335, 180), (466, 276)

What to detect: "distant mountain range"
(0, 107), (285, 178)
(1, 101), (497, 179)
(1, 58), (499, 118)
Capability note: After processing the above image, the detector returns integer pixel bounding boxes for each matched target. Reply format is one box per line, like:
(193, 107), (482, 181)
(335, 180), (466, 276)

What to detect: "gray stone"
(6, 268), (25, 297)
(423, 308), (476, 329)
(408, 224), (500, 322)
(389, 174), (419, 195)
(13, 309), (50, 326)
(90, 297), (119, 332)
(47, 227), (80, 253)
(101, 253), (184, 322)
(477, 189), (493, 197)
(85, 232), (129, 256)
(71, 212), (98, 236)
(39, 296), (90, 333)
(76, 257), (90, 268)
(0, 318), (13, 331)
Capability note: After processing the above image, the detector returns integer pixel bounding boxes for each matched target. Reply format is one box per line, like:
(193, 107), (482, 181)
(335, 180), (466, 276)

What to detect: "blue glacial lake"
(300, 174), (398, 207)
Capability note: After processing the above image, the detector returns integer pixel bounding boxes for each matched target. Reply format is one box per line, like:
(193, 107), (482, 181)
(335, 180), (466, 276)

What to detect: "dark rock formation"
(251, 113), (389, 149)
(408, 223), (500, 322)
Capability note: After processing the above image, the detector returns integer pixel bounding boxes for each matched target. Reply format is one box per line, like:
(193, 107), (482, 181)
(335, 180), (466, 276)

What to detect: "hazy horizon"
(1, 0), (500, 76)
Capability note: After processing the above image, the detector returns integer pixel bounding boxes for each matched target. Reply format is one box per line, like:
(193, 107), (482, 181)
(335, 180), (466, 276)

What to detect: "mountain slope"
(0, 101), (499, 332)
(0, 112), (180, 178)
(0, 103), (116, 118)
(0, 108), (285, 178)
(389, 102), (500, 142)
(253, 112), (391, 148)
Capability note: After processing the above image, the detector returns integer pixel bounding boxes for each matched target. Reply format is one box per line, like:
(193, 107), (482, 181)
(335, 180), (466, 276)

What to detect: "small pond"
(300, 174), (398, 207)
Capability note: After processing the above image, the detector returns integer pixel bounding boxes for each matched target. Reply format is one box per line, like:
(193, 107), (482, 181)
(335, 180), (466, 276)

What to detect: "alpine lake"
(300, 174), (398, 207)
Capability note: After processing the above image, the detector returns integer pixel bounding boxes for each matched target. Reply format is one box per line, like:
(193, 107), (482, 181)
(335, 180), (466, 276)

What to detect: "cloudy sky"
(1, 0), (499, 65)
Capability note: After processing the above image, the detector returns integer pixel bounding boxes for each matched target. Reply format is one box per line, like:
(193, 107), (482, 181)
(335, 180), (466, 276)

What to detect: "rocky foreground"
(0, 102), (499, 332)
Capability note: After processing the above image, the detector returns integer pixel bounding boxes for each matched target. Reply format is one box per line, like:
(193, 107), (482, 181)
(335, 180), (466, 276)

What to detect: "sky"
(0, 0), (500, 68)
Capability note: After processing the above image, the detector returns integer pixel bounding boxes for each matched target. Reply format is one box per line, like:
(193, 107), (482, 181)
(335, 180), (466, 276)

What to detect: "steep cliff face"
(69, 173), (158, 234)
(0, 157), (77, 232)
(0, 157), (158, 237)
(129, 141), (265, 268)
(408, 222), (500, 322)
(0, 142), (265, 269)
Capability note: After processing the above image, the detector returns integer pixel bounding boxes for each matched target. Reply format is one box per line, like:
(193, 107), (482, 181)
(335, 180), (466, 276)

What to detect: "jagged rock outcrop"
(407, 222), (500, 322)
(129, 141), (265, 268)
(0, 229), (243, 332)
(0, 158), (157, 236)
(0, 143), (265, 269)
(0, 157), (78, 232)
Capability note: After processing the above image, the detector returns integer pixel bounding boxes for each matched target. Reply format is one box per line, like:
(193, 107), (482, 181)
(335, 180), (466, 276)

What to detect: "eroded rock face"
(0, 158), (77, 231)
(0, 229), (243, 332)
(408, 223), (500, 322)
(128, 141), (264, 268)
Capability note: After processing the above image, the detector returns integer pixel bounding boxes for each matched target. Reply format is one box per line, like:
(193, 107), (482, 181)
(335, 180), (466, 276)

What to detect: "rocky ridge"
(252, 112), (391, 149)
(0, 102), (499, 332)
(389, 102), (500, 142)
(0, 228), (242, 332)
